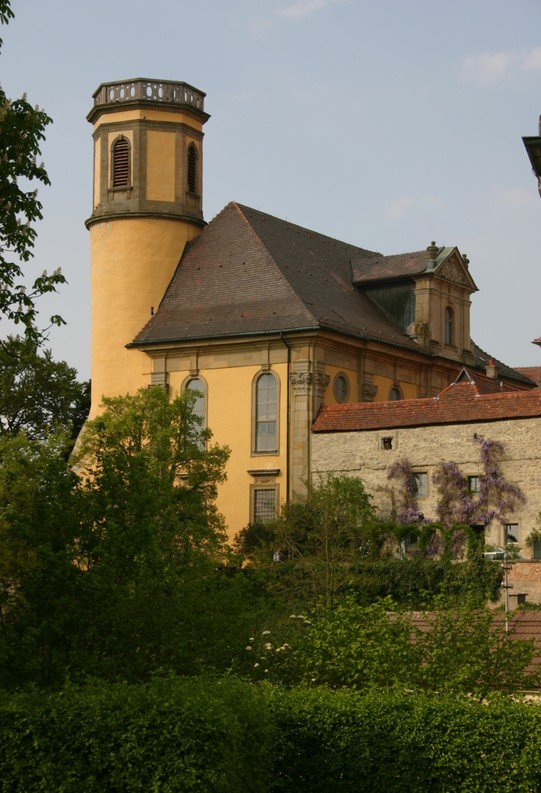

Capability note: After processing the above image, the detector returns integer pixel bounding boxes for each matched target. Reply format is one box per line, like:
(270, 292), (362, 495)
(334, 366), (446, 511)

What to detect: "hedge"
(0, 677), (273, 792)
(1, 679), (541, 792)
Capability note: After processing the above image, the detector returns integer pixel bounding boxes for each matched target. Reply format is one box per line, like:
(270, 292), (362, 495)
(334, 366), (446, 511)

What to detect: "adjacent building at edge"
(87, 77), (536, 539)
(312, 370), (541, 551)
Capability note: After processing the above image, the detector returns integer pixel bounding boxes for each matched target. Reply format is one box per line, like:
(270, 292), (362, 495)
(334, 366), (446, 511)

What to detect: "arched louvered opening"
(112, 137), (130, 188)
(187, 144), (198, 194)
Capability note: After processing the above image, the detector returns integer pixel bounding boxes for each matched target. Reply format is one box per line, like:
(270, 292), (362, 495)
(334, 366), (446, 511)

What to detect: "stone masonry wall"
(312, 416), (541, 554)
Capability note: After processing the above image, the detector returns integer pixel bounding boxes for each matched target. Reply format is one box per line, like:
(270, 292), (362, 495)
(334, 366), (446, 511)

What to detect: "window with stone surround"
(251, 486), (278, 523)
(185, 376), (206, 447)
(412, 472), (428, 497)
(468, 475), (480, 493)
(253, 371), (278, 454)
(444, 305), (454, 346)
(505, 523), (519, 544)
(111, 136), (130, 188)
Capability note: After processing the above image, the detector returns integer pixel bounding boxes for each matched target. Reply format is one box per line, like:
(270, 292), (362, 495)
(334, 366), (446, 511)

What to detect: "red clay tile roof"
(312, 379), (541, 433)
(515, 367), (541, 388)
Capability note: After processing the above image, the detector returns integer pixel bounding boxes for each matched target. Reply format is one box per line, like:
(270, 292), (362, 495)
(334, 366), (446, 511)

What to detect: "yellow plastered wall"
(169, 361), (288, 536)
(89, 217), (198, 417)
(324, 365), (358, 404)
(147, 130), (176, 201)
(373, 374), (418, 401)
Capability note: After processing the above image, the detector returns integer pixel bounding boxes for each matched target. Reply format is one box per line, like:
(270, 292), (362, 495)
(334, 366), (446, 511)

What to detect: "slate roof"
(131, 203), (534, 387)
(133, 202), (419, 349)
(312, 376), (541, 433)
(351, 249), (432, 283)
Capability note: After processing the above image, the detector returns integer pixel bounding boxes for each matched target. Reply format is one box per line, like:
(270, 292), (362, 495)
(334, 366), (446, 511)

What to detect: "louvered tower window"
(187, 144), (198, 193)
(112, 137), (130, 188)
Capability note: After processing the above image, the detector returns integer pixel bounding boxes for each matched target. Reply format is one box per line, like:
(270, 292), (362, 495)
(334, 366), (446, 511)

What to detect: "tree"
(0, 387), (235, 687)
(248, 597), (539, 699)
(0, 431), (85, 687)
(270, 475), (378, 603)
(75, 386), (230, 560)
(0, 335), (89, 442)
(0, 1), (65, 342)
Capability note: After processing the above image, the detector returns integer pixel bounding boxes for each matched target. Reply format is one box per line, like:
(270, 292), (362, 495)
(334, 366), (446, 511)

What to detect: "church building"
(87, 78), (535, 538)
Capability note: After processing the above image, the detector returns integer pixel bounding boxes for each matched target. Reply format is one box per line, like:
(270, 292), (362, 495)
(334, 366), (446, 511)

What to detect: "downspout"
(280, 332), (291, 506)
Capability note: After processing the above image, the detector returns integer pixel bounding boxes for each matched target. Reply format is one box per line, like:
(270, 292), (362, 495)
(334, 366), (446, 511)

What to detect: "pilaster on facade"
(289, 362), (329, 501)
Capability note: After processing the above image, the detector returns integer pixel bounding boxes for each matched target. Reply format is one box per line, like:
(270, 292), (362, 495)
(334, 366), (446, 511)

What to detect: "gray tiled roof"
(133, 202), (418, 349)
(130, 202), (534, 387)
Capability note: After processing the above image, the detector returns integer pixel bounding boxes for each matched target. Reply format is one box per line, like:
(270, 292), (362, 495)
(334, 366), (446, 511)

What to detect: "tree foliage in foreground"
(243, 597), (539, 700)
(0, 387), (239, 687)
(0, 1), (65, 342)
(0, 335), (89, 441)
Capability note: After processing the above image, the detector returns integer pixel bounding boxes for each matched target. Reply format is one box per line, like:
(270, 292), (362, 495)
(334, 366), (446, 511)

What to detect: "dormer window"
(444, 306), (454, 346)
(111, 136), (130, 188)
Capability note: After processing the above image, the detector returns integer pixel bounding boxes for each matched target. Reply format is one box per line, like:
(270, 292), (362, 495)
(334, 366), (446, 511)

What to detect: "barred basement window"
(253, 487), (277, 523)
(112, 137), (130, 188)
(187, 144), (198, 194)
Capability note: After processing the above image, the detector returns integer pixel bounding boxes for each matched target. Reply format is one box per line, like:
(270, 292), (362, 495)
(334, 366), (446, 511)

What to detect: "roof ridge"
(233, 202), (320, 328)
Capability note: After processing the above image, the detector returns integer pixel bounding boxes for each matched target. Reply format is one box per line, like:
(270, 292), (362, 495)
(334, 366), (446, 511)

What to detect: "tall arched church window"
(445, 306), (454, 346)
(187, 144), (198, 194)
(254, 372), (278, 453)
(111, 136), (130, 188)
(389, 386), (402, 401)
(186, 377), (206, 445)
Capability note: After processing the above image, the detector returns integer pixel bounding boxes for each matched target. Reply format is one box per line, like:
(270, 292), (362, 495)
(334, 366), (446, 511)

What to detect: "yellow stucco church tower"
(86, 78), (209, 417)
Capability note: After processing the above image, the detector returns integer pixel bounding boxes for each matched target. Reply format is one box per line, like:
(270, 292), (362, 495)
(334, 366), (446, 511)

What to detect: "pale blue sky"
(2, 0), (541, 379)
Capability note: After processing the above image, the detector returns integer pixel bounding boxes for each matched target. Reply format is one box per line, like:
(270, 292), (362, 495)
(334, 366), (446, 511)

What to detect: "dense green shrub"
(3, 679), (541, 792)
(0, 677), (273, 792)
(267, 687), (541, 792)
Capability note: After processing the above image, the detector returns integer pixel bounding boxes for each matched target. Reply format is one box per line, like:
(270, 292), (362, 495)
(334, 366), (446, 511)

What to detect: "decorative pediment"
(434, 249), (478, 292)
